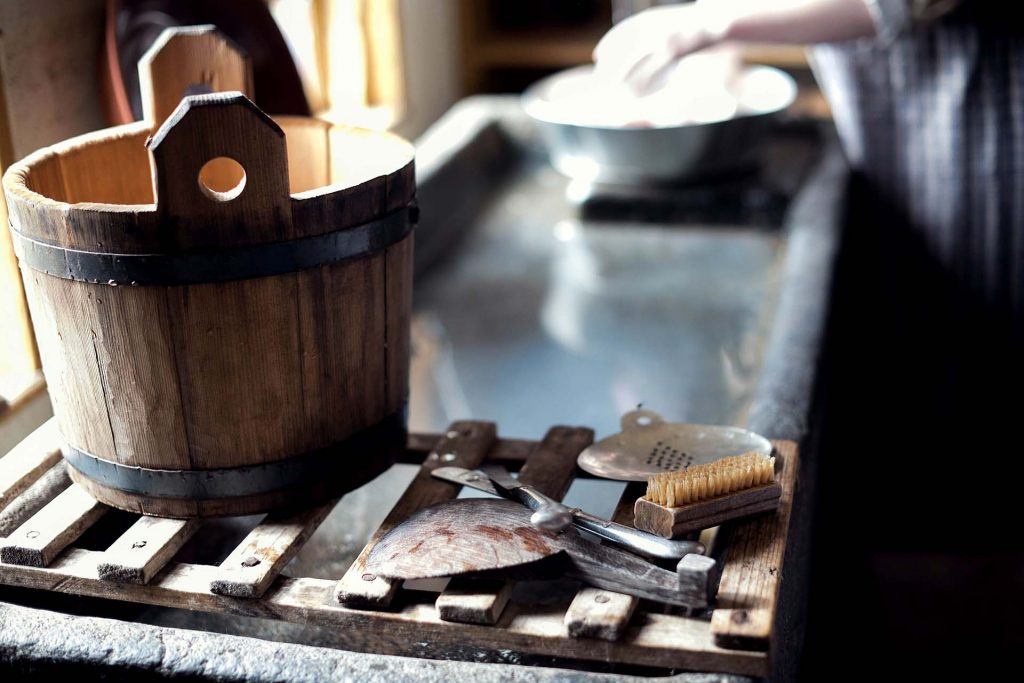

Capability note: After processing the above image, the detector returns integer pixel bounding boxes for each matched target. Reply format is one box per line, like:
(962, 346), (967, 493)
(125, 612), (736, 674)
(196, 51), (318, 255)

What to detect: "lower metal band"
(62, 407), (406, 500)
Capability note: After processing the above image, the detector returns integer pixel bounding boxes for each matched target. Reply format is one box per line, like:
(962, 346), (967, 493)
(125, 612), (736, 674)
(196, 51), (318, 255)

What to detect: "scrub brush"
(644, 451), (775, 507)
(634, 451), (782, 539)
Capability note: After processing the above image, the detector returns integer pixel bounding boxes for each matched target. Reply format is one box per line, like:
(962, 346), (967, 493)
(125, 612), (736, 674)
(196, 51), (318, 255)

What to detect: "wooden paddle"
(364, 499), (717, 608)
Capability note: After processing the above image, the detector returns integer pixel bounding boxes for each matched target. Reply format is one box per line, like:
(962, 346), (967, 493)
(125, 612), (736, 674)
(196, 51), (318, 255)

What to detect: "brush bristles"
(645, 451), (775, 508)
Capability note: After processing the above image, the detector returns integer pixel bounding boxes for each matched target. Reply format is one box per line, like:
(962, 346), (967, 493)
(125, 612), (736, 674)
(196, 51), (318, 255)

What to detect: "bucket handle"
(139, 25), (254, 128)
(146, 92), (293, 247)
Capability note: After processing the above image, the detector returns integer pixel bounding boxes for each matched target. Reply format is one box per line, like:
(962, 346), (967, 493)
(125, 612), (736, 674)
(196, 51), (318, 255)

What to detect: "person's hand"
(593, 3), (731, 95)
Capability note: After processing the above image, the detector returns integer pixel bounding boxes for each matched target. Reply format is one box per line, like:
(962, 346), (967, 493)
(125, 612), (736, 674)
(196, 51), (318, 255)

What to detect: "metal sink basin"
(1, 96), (846, 681)
(407, 97), (820, 439)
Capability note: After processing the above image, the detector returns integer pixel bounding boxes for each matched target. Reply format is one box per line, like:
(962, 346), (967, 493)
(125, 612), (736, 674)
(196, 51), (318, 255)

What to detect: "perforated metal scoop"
(576, 409), (772, 482)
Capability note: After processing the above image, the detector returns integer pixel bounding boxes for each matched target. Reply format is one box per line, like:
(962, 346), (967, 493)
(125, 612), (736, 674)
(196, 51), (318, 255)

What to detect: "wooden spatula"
(364, 499), (717, 608)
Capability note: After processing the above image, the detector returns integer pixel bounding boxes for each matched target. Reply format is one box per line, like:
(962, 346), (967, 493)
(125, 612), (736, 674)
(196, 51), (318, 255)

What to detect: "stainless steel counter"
(408, 164), (784, 439)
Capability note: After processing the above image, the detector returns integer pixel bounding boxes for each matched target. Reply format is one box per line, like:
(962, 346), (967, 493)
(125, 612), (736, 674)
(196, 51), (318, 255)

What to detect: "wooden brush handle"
(634, 482), (782, 539)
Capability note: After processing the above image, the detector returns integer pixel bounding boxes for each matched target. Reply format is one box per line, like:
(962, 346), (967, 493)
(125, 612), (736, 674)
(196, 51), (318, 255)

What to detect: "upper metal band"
(61, 407), (406, 500)
(10, 204), (416, 286)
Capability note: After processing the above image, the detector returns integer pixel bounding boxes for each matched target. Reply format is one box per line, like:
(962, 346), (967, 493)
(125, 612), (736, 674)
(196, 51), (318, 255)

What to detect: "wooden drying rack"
(0, 418), (797, 677)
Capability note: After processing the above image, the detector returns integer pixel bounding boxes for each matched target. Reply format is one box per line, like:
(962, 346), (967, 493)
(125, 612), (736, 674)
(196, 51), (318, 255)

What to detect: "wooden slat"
(97, 516), (200, 584)
(0, 548), (766, 677)
(0, 417), (62, 511)
(403, 433), (534, 466)
(432, 578), (515, 625)
(281, 117), (329, 193)
(0, 430), (801, 676)
(565, 586), (639, 641)
(333, 421), (497, 608)
(0, 484), (105, 566)
(0, 463), (70, 537)
(210, 501), (335, 598)
(563, 481), (644, 640)
(711, 440), (798, 651)
(0, 371), (45, 421)
(436, 425), (593, 624)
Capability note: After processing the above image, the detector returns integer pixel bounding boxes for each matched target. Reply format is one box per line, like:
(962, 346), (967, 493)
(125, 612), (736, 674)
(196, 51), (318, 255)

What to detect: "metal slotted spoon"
(576, 409), (773, 482)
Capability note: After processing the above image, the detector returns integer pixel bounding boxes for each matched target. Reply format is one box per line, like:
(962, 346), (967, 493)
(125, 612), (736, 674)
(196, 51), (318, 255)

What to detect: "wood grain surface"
(0, 463), (71, 538)
(98, 516), (200, 584)
(210, 501), (335, 598)
(0, 483), (106, 566)
(711, 440), (798, 651)
(0, 417), (62, 510)
(563, 481), (643, 640)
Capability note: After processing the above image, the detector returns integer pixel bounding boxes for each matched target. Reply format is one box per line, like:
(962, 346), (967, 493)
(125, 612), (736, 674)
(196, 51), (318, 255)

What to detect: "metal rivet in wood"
(98, 516), (200, 584)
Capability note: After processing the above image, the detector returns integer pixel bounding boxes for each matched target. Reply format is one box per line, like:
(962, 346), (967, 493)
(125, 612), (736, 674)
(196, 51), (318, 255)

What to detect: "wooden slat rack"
(0, 417), (798, 678)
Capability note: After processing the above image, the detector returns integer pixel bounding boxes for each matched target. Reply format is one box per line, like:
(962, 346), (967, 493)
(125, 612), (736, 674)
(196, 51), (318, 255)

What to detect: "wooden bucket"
(2, 28), (415, 517)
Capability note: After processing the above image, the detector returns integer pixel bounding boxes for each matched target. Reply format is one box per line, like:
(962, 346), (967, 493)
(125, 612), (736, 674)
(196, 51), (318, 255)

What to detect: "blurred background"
(1, 0), (828, 448)
(1, 2), (1020, 680)
(0, 0), (826, 440)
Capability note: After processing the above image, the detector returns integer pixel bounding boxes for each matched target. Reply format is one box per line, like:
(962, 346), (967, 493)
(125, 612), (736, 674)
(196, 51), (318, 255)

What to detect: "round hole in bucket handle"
(198, 156), (247, 202)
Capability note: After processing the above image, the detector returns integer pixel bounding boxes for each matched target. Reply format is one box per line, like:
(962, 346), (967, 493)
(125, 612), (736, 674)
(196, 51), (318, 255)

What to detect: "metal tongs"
(431, 464), (704, 561)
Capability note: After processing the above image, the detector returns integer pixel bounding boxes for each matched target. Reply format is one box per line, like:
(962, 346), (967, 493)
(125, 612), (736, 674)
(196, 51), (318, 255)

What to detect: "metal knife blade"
(433, 466), (500, 495)
(476, 463), (523, 490)
(476, 464), (574, 532)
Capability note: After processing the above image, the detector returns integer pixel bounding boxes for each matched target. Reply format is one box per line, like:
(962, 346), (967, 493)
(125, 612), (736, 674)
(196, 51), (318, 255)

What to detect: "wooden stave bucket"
(2, 92), (415, 517)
